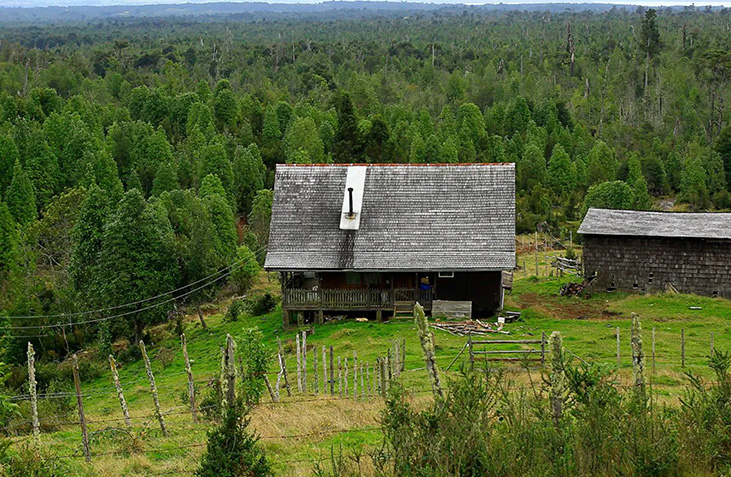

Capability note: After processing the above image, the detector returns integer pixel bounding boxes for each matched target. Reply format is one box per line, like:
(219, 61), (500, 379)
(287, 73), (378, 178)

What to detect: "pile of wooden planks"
(560, 282), (585, 296)
(432, 320), (508, 336)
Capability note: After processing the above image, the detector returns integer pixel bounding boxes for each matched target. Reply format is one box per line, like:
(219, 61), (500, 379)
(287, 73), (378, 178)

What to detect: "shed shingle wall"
(582, 235), (731, 298)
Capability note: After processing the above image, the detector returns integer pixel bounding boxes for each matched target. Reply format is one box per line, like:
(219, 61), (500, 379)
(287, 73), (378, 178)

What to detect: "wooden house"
(264, 163), (516, 328)
(578, 208), (731, 297)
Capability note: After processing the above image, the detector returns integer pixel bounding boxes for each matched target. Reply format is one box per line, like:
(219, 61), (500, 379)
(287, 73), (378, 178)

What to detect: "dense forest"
(0, 6), (730, 373)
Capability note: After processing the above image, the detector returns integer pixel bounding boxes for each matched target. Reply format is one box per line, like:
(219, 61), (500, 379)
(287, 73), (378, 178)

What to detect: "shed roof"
(264, 163), (516, 271)
(578, 208), (731, 240)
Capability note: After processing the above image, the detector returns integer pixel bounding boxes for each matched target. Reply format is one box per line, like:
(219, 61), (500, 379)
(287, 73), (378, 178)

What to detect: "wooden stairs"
(392, 300), (416, 318)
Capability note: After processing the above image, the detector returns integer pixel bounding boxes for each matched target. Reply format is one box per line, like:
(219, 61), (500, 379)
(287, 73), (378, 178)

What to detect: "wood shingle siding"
(579, 209), (731, 298)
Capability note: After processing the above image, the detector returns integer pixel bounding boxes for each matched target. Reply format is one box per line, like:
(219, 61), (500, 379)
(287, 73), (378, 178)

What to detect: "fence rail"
(282, 287), (433, 310)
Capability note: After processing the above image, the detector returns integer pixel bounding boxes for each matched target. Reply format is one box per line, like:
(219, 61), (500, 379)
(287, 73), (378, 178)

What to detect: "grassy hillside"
(7, 259), (731, 475)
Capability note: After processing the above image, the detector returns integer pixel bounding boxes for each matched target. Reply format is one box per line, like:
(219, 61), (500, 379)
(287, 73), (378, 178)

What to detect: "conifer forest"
(0, 4), (730, 475)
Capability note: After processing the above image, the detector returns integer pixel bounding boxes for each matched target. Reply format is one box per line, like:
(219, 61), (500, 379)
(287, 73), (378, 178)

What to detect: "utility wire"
(3, 245), (267, 320)
(1, 247), (265, 331)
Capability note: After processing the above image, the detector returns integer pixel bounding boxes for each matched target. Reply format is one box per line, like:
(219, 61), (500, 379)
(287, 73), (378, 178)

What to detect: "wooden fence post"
(535, 231), (539, 276)
(72, 354), (91, 463)
(302, 331), (307, 393)
(296, 333), (302, 393)
(468, 334), (474, 370)
(367, 364), (372, 398)
(360, 361), (365, 398)
(108, 355), (132, 427)
(616, 327), (621, 367)
(329, 346), (334, 395)
(353, 351), (358, 398)
(338, 357), (343, 398)
(710, 332), (715, 356)
(344, 357), (349, 397)
(401, 338), (406, 373)
(27, 343), (39, 447)
(139, 341), (168, 437)
(652, 327), (656, 373)
(681, 328), (686, 368)
(541, 332), (547, 366)
(225, 335), (236, 406)
(313, 348), (318, 395)
(277, 337), (291, 397)
(180, 334), (198, 423)
(322, 345), (327, 395)
(384, 356), (390, 393)
(273, 354), (283, 402)
(376, 358), (382, 395)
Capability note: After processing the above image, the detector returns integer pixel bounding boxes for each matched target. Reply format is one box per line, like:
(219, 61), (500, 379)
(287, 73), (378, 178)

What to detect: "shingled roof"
(264, 163), (516, 271)
(578, 208), (731, 240)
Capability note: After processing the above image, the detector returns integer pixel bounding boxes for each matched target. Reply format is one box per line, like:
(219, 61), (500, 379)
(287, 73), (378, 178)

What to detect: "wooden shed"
(578, 208), (731, 297)
(264, 163), (516, 327)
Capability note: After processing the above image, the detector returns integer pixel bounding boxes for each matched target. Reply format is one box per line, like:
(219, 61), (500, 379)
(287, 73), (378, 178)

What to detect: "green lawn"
(12, 271), (731, 475)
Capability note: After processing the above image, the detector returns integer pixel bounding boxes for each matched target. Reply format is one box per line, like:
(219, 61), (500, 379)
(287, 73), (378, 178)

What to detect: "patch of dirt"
(518, 292), (624, 321)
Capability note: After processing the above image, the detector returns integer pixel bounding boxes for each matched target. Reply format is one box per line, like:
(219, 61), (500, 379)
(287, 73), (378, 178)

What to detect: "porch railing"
(282, 288), (433, 310)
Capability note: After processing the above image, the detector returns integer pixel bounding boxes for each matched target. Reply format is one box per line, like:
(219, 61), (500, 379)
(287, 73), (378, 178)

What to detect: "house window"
(438, 272), (454, 278)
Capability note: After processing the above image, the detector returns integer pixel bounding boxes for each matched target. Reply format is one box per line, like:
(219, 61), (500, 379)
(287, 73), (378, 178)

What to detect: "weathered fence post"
(226, 335), (236, 406)
(344, 357), (349, 397)
(180, 334), (198, 423)
(108, 355), (132, 427)
(415, 303), (443, 398)
(376, 358), (382, 396)
(273, 353), (283, 402)
(322, 345), (327, 394)
(313, 348), (319, 395)
(329, 346), (334, 395)
(139, 341), (168, 437)
(535, 231), (539, 276)
(338, 357), (343, 397)
(27, 343), (39, 447)
(367, 364), (372, 397)
(353, 351), (358, 397)
(541, 331), (547, 366)
(360, 361), (365, 398)
(384, 356), (390, 393)
(72, 354), (91, 463)
(630, 313), (645, 392)
(302, 331), (307, 393)
(652, 327), (656, 373)
(681, 328), (686, 368)
(710, 332), (715, 356)
(468, 333), (474, 370)
(548, 332), (564, 426)
(277, 337), (291, 397)
(616, 327), (621, 367)
(296, 333), (302, 393)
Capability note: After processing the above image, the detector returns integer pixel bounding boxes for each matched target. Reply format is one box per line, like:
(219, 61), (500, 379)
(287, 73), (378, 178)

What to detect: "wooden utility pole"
(180, 334), (198, 423)
(139, 341), (167, 437)
(27, 343), (39, 447)
(108, 355), (132, 427)
(72, 354), (91, 463)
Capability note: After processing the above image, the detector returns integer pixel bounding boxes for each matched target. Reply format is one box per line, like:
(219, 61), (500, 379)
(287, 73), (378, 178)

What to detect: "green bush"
(224, 299), (247, 322)
(243, 293), (277, 317)
(196, 404), (272, 477)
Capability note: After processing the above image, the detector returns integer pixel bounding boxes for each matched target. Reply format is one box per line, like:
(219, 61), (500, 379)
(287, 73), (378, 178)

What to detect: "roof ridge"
(277, 162), (515, 167)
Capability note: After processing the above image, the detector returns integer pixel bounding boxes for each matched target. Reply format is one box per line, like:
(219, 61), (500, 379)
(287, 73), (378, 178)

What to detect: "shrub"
(230, 245), (260, 293)
(0, 444), (71, 476)
(196, 404), (272, 477)
(243, 293), (277, 317)
(224, 299), (247, 322)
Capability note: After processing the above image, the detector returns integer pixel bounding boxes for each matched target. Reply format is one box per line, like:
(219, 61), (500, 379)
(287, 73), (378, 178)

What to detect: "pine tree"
(409, 133), (426, 163)
(332, 93), (358, 163)
(151, 162), (179, 197)
(716, 124), (731, 187)
(582, 181), (633, 216)
(547, 145), (577, 197)
(24, 133), (60, 211)
(680, 156), (710, 210)
(284, 117), (324, 164)
(248, 190), (273, 263)
(97, 189), (179, 342)
(0, 201), (18, 276)
(632, 175), (653, 210)
(232, 146), (265, 215)
(505, 96), (531, 137)
(586, 140), (618, 186)
(5, 161), (37, 225)
(127, 168), (143, 193)
(704, 152), (727, 195)
(200, 141), (234, 200)
(0, 134), (19, 195)
(440, 137), (459, 164)
(518, 143), (547, 192)
(213, 80), (239, 131)
(261, 105), (283, 167)
(200, 175), (238, 266)
(69, 183), (109, 294)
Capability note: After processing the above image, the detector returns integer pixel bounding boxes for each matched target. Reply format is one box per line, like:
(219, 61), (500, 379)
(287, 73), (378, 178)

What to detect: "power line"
(1, 248), (264, 331)
(3, 246), (267, 320)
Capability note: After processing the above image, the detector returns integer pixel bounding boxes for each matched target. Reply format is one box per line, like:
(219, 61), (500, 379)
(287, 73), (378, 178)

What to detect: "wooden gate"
(467, 333), (547, 367)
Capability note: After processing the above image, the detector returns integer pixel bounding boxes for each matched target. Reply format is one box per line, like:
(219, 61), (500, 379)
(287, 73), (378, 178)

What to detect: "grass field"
(8, 253), (731, 476)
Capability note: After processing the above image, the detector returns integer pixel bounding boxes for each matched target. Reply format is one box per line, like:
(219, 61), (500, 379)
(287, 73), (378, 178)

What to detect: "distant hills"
(0, 1), (711, 25)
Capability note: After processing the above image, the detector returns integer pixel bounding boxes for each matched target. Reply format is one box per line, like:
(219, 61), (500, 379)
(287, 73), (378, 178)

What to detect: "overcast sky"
(1, 0), (728, 8)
